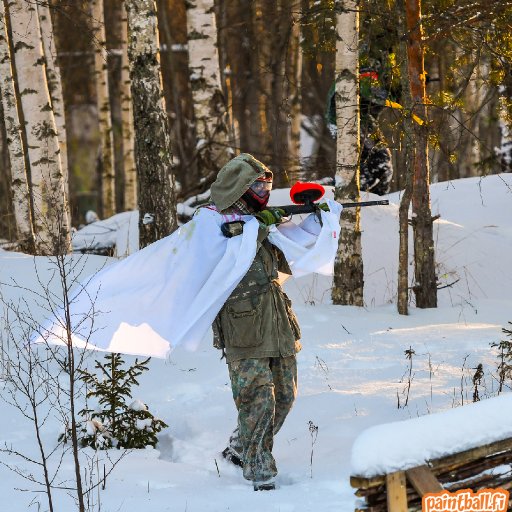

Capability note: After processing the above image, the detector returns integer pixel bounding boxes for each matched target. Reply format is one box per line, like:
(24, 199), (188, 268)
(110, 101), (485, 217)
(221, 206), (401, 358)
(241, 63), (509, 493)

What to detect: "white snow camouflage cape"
(37, 200), (342, 358)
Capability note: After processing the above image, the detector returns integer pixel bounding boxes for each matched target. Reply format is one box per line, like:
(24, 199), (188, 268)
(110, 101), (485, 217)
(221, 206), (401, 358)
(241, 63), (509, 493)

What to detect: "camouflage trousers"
(227, 356), (298, 482)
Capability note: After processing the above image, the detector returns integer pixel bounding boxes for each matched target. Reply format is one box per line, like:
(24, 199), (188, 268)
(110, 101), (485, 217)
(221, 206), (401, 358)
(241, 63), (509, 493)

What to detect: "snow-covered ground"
(1, 174), (511, 511)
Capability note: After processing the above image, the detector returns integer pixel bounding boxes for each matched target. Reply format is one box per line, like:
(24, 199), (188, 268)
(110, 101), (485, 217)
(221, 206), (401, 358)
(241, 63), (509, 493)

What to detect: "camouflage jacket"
(213, 228), (302, 363)
(209, 153), (302, 363)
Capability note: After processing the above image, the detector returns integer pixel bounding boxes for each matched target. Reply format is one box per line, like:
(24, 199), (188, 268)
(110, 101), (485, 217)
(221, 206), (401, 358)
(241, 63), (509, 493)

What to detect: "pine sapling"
(62, 353), (168, 449)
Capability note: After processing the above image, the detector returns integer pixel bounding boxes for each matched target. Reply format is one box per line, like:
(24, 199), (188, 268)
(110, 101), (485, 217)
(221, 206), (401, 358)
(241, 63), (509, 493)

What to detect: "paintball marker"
(220, 182), (388, 238)
(277, 182), (389, 216)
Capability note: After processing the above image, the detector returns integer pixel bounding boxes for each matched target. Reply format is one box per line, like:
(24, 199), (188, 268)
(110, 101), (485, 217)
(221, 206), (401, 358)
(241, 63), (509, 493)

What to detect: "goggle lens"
(250, 180), (272, 198)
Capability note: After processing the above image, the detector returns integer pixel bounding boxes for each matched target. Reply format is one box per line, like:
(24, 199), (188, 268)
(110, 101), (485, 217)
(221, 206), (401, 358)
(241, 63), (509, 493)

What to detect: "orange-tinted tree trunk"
(405, 0), (437, 308)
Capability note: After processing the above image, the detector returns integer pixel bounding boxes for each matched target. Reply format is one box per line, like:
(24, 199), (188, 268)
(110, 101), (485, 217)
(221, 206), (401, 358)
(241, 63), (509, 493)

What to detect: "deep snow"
(0, 174), (511, 511)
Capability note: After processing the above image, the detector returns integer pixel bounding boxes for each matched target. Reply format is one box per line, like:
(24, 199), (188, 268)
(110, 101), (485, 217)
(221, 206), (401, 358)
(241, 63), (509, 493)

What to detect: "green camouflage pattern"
(213, 238), (301, 363)
(228, 356), (297, 481)
(210, 154), (301, 484)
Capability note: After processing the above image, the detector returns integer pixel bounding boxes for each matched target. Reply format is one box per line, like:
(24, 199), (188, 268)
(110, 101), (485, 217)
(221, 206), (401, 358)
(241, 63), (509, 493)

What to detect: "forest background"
(0, 2), (512, 509)
(0, 0), (510, 230)
(0, 0), (511, 312)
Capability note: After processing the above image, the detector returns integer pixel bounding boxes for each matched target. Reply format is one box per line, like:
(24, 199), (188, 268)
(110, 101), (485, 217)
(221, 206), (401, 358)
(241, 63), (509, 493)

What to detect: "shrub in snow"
(61, 353), (167, 449)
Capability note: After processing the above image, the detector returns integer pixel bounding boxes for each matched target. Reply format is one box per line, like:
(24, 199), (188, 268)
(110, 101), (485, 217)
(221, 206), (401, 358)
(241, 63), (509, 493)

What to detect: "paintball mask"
(241, 175), (273, 211)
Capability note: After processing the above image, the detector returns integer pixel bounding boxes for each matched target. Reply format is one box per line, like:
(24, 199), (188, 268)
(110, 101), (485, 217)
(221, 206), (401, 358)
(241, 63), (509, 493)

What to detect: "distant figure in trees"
(326, 68), (394, 195)
(209, 154), (302, 491)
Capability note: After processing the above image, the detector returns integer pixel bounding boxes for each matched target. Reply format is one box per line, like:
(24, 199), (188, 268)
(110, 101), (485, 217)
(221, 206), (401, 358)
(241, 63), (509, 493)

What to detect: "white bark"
(37, 2), (69, 196)
(332, 0), (363, 306)
(334, 0), (360, 192)
(125, 0), (177, 248)
(186, 0), (232, 177)
(8, 0), (70, 255)
(286, 8), (302, 181)
(120, 1), (137, 210)
(0, 1), (34, 252)
(90, 0), (116, 218)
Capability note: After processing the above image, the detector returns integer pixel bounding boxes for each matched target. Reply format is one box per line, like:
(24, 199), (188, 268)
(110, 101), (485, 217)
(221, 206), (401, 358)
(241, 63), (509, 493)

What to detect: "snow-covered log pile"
(350, 394), (512, 511)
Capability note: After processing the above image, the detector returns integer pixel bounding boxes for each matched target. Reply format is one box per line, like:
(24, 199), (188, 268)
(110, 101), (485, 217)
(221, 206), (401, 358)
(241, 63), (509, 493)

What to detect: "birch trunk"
(8, 0), (70, 255)
(125, 0), (177, 248)
(186, 0), (232, 182)
(37, 2), (69, 196)
(331, 0), (364, 306)
(0, 1), (35, 253)
(120, 0), (137, 210)
(285, 5), (302, 182)
(90, 0), (116, 218)
(405, 0), (437, 308)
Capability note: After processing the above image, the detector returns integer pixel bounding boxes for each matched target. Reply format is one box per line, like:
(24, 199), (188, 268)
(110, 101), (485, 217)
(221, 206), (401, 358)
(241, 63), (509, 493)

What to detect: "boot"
(253, 478), (276, 491)
(222, 446), (243, 468)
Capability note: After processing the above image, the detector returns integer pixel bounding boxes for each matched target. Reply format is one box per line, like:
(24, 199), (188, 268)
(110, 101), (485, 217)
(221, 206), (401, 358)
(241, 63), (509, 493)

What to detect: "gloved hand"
(318, 203), (330, 212)
(255, 207), (286, 226)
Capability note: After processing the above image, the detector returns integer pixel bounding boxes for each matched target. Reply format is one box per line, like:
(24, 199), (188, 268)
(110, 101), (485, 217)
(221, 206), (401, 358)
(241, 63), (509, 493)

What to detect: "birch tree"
(125, 0), (178, 248)
(404, 0), (437, 308)
(0, 2), (34, 253)
(37, 1), (68, 195)
(331, 0), (364, 306)
(285, 8), (302, 182)
(8, 0), (70, 255)
(120, 0), (137, 211)
(186, 0), (232, 183)
(90, 0), (116, 218)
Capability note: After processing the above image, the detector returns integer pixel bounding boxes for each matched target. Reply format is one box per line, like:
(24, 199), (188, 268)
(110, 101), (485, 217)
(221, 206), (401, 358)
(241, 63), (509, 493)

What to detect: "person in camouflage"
(209, 153), (302, 491)
(326, 68), (394, 195)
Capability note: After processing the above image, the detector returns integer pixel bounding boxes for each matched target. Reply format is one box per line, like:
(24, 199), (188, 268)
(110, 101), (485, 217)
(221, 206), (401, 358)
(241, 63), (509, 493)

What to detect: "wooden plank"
(430, 437), (512, 474)
(350, 435), (512, 490)
(386, 471), (408, 512)
(406, 465), (443, 496)
(446, 474), (512, 493)
(437, 450), (512, 483)
(351, 474), (386, 490)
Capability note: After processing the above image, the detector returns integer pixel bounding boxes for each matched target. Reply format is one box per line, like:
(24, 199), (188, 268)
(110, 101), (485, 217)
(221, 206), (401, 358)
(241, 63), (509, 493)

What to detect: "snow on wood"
(351, 393), (512, 478)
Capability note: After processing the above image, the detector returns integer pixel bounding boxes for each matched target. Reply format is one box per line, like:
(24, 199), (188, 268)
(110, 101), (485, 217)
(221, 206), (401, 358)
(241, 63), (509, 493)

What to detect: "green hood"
(211, 153), (272, 211)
